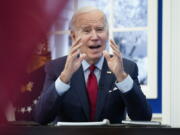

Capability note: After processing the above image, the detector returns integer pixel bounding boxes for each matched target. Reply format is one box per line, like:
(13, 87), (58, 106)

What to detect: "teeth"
(89, 45), (101, 49)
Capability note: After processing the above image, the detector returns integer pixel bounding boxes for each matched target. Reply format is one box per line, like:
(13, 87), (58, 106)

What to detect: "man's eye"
(96, 27), (104, 32)
(83, 29), (91, 33)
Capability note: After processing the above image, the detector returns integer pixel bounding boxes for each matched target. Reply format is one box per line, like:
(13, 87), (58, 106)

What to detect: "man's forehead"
(74, 11), (105, 28)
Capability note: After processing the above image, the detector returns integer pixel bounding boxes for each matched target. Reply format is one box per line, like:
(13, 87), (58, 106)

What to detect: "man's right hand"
(59, 38), (86, 84)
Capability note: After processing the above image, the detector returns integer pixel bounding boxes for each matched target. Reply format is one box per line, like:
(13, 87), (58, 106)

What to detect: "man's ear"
(70, 31), (76, 41)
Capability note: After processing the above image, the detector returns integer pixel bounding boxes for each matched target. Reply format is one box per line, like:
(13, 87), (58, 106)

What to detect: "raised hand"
(103, 39), (127, 82)
(60, 38), (87, 83)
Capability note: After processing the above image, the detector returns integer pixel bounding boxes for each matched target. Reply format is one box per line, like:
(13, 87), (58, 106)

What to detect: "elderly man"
(34, 7), (152, 125)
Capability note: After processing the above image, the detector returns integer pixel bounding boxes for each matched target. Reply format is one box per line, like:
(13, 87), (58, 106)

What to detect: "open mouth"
(89, 45), (101, 49)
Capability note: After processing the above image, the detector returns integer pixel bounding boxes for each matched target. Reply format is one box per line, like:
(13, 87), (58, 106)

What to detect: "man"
(34, 7), (152, 125)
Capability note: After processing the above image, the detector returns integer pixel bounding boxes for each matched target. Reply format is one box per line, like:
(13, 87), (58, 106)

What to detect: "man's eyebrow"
(81, 25), (104, 28)
(96, 26), (105, 28)
(80, 25), (91, 28)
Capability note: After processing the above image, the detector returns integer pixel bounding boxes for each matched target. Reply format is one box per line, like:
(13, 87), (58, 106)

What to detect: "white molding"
(170, 0), (180, 127)
(162, 0), (180, 127)
(144, 0), (158, 98)
(111, 27), (148, 32)
(162, 0), (171, 125)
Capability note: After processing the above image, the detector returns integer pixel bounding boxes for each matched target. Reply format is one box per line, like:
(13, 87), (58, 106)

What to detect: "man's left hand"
(103, 39), (128, 82)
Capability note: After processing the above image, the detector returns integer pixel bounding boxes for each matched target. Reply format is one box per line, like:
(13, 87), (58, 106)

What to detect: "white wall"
(162, 0), (180, 127)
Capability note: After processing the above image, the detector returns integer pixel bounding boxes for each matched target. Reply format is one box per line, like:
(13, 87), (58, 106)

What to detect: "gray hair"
(69, 6), (108, 31)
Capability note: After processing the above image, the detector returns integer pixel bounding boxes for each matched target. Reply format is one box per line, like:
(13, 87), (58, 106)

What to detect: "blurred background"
(1, 0), (180, 127)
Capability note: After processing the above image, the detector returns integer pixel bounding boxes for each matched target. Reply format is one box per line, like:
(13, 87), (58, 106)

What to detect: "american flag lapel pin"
(113, 87), (118, 91)
(109, 87), (118, 93)
(107, 71), (112, 74)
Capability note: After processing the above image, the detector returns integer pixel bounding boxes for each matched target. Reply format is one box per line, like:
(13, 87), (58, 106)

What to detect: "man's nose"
(90, 30), (98, 40)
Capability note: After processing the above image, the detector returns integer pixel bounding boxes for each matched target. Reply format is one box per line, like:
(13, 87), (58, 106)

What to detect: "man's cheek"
(81, 39), (90, 47)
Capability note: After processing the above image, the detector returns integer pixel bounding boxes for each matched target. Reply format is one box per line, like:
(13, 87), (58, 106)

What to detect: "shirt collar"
(82, 56), (104, 71)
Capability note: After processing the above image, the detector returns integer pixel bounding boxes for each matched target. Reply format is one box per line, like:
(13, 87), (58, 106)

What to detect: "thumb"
(103, 50), (111, 61)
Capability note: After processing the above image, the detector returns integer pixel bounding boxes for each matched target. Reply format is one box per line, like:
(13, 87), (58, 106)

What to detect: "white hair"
(69, 6), (108, 31)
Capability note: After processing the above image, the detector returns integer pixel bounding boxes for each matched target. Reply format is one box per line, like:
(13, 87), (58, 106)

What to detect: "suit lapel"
(71, 59), (115, 121)
(95, 59), (115, 120)
(71, 65), (90, 121)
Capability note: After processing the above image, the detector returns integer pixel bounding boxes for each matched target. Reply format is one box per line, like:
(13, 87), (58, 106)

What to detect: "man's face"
(71, 10), (109, 62)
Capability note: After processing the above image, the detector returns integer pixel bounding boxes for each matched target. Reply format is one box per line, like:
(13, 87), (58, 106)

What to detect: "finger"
(69, 37), (82, 52)
(71, 49), (80, 58)
(113, 50), (121, 59)
(110, 42), (121, 54)
(111, 43), (122, 58)
(69, 37), (82, 53)
(110, 40), (124, 58)
(72, 37), (81, 47)
(70, 43), (82, 54)
(110, 39), (119, 50)
(110, 39), (119, 49)
(110, 43), (119, 52)
(110, 41), (122, 59)
(103, 50), (111, 61)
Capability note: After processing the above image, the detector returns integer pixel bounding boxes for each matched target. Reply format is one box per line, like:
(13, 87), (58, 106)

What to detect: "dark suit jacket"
(34, 56), (152, 125)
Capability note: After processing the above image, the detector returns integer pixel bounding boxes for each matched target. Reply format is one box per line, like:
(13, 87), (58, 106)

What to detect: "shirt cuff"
(55, 77), (70, 96)
(115, 75), (133, 93)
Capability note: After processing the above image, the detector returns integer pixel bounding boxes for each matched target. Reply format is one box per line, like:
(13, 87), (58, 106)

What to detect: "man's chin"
(85, 53), (102, 62)
(90, 53), (103, 59)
